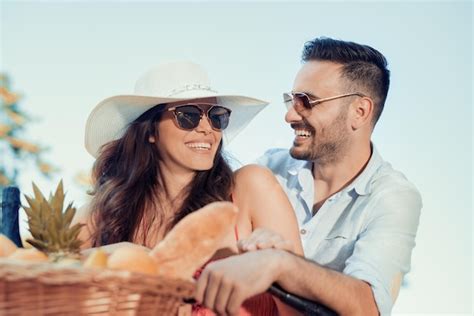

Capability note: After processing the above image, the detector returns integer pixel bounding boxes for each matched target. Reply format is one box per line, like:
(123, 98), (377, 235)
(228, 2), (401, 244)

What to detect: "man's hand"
(194, 249), (282, 316)
(237, 227), (295, 253)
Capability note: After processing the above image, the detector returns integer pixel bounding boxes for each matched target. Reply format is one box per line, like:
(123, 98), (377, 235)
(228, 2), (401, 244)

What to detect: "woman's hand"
(237, 228), (295, 253)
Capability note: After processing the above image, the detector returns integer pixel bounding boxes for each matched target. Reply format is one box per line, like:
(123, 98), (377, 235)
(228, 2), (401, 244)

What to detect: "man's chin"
(289, 147), (311, 161)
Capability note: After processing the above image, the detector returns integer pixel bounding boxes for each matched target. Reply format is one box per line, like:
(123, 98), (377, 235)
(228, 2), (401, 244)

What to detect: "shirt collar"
(287, 157), (311, 176)
(349, 144), (384, 196)
(286, 143), (384, 196)
(287, 157), (313, 194)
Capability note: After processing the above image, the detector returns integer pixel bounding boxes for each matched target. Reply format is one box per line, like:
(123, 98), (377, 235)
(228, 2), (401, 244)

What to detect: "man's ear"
(350, 96), (374, 130)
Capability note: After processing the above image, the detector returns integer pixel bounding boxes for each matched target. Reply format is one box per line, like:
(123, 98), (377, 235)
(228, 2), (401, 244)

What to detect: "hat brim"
(85, 94), (268, 158)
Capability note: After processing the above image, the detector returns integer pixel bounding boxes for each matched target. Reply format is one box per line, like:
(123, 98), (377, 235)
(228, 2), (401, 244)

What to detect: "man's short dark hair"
(302, 37), (390, 125)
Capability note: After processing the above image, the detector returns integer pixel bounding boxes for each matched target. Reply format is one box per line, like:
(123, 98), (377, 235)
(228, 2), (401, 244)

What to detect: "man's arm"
(194, 248), (377, 316)
(276, 250), (378, 316)
(277, 187), (421, 315)
(195, 188), (421, 316)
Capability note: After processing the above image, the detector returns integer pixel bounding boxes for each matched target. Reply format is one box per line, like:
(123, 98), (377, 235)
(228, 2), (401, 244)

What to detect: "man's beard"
(290, 109), (350, 165)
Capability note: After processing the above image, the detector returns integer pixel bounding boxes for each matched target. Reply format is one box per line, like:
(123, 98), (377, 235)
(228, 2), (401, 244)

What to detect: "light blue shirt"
(257, 146), (422, 315)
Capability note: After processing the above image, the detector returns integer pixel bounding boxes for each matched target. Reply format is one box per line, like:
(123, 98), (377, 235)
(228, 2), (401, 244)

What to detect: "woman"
(76, 61), (303, 315)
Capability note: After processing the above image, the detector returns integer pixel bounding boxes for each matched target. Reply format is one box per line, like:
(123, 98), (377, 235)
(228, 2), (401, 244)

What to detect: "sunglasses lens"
(174, 106), (202, 130)
(284, 93), (312, 112)
(294, 93), (312, 110)
(209, 106), (231, 130)
(283, 93), (293, 110)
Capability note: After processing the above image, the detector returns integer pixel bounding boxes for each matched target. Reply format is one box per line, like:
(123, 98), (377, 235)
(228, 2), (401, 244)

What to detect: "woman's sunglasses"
(166, 103), (232, 131)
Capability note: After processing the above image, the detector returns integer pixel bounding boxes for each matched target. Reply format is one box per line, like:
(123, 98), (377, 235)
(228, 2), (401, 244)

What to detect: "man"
(195, 37), (422, 316)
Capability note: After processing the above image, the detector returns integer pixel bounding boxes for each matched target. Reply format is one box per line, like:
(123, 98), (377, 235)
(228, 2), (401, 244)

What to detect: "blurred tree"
(0, 74), (58, 192)
(74, 170), (93, 192)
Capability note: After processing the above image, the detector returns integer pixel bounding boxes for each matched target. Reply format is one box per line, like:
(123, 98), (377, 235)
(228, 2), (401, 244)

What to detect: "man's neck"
(312, 142), (372, 209)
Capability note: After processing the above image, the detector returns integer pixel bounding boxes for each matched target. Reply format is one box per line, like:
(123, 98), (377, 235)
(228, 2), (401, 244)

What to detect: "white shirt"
(257, 146), (422, 315)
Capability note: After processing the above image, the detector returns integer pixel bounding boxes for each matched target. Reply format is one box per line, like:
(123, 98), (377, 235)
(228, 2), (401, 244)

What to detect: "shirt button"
(300, 229), (307, 235)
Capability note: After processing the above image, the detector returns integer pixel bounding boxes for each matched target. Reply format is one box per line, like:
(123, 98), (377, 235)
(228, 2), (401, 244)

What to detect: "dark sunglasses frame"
(283, 92), (367, 113)
(166, 103), (232, 131)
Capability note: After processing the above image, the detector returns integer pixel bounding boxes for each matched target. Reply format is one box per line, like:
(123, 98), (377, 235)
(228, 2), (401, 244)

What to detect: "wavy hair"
(88, 105), (234, 246)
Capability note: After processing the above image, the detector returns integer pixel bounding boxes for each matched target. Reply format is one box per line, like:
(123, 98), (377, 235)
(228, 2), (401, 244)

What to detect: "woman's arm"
(71, 203), (94, 249)
(218, 165), (304, 315)
(233, 164), (303, 256)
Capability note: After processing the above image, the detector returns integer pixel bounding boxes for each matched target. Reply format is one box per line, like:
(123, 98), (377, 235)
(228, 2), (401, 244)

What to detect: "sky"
(1, 1), (472, 314)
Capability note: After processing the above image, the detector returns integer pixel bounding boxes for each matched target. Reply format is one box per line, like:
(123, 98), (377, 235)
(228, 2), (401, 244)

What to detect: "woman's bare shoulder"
(73, 202), (92, 225)
(72, 202), (94, 249)
(233, 164), (285, 202)
(234, 164), (277, 186)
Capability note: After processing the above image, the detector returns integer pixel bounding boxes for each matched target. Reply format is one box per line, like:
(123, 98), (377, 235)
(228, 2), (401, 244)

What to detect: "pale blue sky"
(1, 1), (472, 314)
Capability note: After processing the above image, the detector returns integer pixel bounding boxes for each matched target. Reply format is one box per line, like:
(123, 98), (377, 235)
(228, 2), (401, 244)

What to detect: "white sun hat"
(84, 61), (269, 158)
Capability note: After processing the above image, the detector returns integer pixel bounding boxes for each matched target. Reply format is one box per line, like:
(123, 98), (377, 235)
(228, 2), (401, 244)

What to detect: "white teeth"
(295, 129), (312, 137)
(186, 142), (211, 150)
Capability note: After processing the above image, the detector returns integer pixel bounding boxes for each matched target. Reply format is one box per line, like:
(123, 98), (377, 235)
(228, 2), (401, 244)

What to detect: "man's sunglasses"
(283, 92), (366, 113)
(166, 103), (232, 131)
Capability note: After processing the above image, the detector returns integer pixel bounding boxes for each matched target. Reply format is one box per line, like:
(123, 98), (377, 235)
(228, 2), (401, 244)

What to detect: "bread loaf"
(149, 201), (238, 279)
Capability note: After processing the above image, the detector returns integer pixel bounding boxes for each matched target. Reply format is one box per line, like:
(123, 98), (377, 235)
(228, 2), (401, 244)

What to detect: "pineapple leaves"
(63, 203), (76, 228)
(22, 181), (84, 258)
(26, 238), (49, 251)
(50, 181), (64, 219)
(32, 182), (46, 202)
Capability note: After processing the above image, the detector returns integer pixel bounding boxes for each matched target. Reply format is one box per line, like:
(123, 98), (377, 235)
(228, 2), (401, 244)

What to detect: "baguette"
(149, 201), (238, 279)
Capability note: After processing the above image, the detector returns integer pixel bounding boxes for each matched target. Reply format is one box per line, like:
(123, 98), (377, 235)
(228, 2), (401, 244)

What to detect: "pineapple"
(23, 181), (84, 262)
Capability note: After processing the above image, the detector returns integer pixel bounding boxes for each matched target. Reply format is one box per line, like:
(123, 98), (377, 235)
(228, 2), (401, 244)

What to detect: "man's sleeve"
(343, 187), (422, 315)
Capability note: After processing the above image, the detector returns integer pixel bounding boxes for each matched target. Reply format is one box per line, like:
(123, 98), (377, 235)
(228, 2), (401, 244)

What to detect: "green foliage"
(0, 74), (57, 190)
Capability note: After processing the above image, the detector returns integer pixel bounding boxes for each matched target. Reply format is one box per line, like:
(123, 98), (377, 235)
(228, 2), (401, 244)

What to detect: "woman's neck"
(157, 160), (196, 203)
(137, 167), (194, 248)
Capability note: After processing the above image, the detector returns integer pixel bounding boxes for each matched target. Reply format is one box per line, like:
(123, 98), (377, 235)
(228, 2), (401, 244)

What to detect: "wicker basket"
(0, 259), (195, 315)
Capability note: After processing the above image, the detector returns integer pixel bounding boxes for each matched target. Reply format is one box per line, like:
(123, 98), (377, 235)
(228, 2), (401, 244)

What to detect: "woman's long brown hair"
(88, 105), (234, 246)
